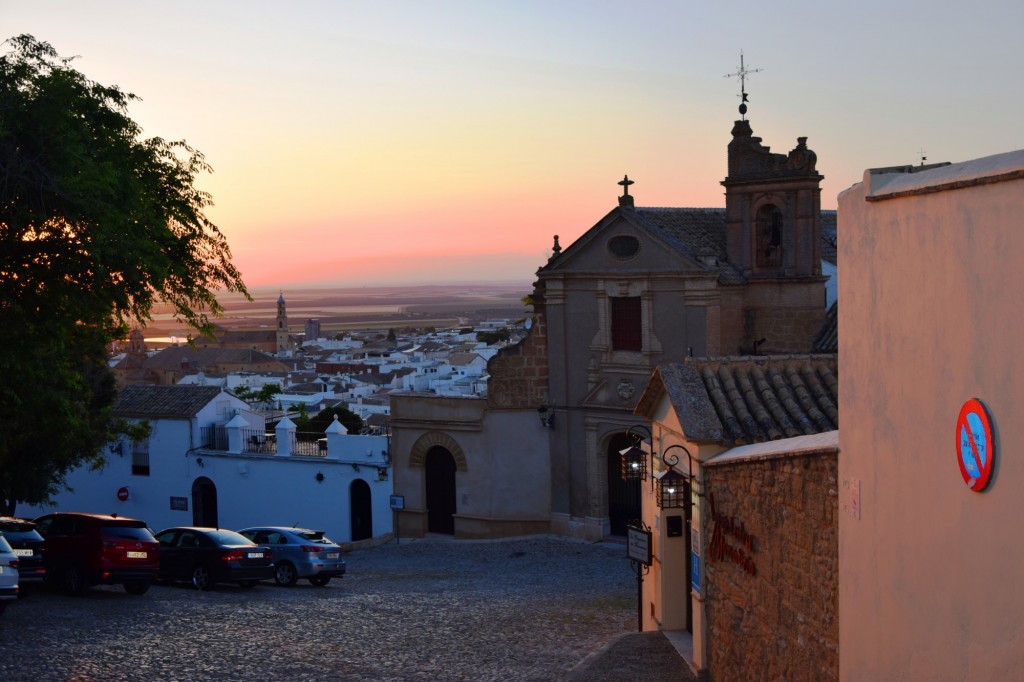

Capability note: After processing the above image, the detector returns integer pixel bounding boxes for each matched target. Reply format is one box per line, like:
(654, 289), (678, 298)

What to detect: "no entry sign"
(956, 399), (994, 492)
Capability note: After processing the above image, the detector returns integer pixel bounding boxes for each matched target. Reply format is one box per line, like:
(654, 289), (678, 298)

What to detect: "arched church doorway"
(350, 479), (372, 541)
(191, 477), (218, 527)
(425, 446), (456, 534)
(607, 432), (641, 536)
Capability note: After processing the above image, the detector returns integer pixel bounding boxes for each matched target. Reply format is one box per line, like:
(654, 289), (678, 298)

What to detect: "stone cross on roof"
(618, 174), (634, 196)
(617, 175), (635, 208)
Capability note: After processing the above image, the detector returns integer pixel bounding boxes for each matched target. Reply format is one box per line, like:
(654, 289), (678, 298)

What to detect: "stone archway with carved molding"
(408, 431), (468, 472)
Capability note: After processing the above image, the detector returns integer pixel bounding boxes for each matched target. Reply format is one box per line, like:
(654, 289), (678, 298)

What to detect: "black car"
(154, 527), (275, 590)
(0, 517), (46, 587)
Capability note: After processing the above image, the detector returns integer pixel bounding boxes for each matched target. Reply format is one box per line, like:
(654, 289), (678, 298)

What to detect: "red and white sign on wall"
(956, 398), (995, 492)
(117, 486), (130, 502)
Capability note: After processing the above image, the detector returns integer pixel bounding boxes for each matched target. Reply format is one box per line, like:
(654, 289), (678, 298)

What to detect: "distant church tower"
(276, 292), (289, 353)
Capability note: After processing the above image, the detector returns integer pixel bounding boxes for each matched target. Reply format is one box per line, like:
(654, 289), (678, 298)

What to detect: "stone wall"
(702, 449), (838, 682)
(487, 289), (548, 409)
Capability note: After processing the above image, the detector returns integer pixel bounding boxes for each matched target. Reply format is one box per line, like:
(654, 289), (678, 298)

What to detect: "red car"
(33, 512), (159, 596)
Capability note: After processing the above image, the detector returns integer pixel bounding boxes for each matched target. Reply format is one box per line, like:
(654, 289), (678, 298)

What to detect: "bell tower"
(721, 123), (824, 278)
(276, 292), (289, 353)
(720, 52), (824, 280)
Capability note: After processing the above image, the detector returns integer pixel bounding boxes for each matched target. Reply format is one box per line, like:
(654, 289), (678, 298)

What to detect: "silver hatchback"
(0, 534), (19, 615)
(237, 527), (346, 587)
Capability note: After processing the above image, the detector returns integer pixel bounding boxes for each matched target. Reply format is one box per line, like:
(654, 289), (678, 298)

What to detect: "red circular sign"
(117, 486), (130, 502)
(956, 399), (994, 492)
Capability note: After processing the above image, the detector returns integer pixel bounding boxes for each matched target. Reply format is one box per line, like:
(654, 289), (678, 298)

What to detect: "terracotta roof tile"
(812, 302), (838, 352)
(690, 354), (838, 445)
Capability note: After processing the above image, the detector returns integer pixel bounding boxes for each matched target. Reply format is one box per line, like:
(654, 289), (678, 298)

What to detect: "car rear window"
(296, 530), (333, 544)
(0, 528), (44, 542)
(101, 524), (156, 542)
(0, 519), (34, 533)
(205, 530), (254, 546)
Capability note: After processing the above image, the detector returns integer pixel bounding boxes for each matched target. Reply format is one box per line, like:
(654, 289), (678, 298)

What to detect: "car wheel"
(124, 581), (151, 595)
(237, 580), (257, 589)
(309, 576), (331, 587)
(63, 564), (88, 597)
(191, 565), (213, 591)
(274, 561), (298, 587)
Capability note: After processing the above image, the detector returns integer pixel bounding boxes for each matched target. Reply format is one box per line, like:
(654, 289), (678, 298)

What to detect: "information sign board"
(627, 525), (652, 566)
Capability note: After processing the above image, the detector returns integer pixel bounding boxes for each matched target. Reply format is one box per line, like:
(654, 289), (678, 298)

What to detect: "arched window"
(756, 204), (783, 268)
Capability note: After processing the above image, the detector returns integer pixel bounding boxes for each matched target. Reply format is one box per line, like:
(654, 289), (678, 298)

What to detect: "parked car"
(238, 526), (346, 587)
(154, 527), (275, 590)
(33, 512), (159, 596)
(0, 517), (46, 587)
(0, 534), (18, 615)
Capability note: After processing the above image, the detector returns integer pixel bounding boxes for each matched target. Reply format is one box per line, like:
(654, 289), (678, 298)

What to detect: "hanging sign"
(956, 398), (995, 492)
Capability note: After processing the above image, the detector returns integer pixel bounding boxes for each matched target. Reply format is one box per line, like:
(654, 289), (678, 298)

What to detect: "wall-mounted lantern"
(619, 424), (652, 482)
(656, 468), (687, 509)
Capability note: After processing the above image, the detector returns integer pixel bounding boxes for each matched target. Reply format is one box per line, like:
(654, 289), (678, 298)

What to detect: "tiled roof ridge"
(685, 352), (836, 365)
(635, 206), (726, 213)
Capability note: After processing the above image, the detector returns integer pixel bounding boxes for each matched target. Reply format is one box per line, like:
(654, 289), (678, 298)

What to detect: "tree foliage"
(231, 384), (281, 408)
(476, 327), (511, 345)
(294, 406), (364, 438)
(0, 35), (249, 513)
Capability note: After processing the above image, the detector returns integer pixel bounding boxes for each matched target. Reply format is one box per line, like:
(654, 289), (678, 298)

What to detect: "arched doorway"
(607, 433), (641, 536)
(191, 477), (218, 527)
(350, 479), (372, 541)
(425, 446), (456, 534)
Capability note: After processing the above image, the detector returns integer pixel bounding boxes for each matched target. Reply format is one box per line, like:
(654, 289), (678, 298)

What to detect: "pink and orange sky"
(6, 1), (1023, 289)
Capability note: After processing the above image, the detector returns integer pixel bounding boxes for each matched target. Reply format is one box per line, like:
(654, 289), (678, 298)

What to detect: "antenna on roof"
(918, 148), (928, 166)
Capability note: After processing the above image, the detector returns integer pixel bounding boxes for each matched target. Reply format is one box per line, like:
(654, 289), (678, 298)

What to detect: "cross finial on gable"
(618, 175), (635, 208)
(618, 174), (634, 196)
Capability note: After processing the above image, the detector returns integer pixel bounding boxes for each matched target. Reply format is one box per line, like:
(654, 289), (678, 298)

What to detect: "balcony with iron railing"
(199, 426), (328, 457)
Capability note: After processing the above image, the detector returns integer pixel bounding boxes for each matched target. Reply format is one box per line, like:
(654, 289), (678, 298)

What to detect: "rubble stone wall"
(702, 449), (838, 682)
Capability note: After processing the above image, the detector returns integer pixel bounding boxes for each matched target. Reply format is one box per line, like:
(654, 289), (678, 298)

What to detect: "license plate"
(247, 552), (264, 559)
(326, 553), (339, 559)
(13, 549), (32, 557)
(126, 551), (147, 559)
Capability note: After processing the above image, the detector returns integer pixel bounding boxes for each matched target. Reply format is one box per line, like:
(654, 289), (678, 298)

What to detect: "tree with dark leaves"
(0, 35), (248, 514)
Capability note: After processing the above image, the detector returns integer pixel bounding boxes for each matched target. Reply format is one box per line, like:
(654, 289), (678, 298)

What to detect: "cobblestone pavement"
(0, 535), (642, 681)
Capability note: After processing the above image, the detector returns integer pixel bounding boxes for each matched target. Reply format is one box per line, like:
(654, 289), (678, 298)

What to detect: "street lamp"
(659, 443), (696, 512)
(619, 425), (652, 481)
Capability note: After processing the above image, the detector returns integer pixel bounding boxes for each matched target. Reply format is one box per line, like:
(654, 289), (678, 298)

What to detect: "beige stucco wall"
(839, 154), (1024, 680)
(389, 393), (551, 539)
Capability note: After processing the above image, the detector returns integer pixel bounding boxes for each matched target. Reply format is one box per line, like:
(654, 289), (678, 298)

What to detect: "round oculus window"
(608, 235), (640, 259)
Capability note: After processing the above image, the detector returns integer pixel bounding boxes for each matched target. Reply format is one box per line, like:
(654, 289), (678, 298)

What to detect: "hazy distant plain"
(145, 282), (532, 341)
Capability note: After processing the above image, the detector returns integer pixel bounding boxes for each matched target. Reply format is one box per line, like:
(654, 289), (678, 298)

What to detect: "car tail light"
(301, 545), (323, 553)
(221, 550), (244, 562)
(9, 560), (17, 569)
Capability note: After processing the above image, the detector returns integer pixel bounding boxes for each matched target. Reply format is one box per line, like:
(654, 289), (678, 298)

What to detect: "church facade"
(390, 115), (834, 541)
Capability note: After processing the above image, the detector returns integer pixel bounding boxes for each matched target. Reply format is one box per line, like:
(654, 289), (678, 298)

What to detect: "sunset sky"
(6, 1), (1023, 290)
